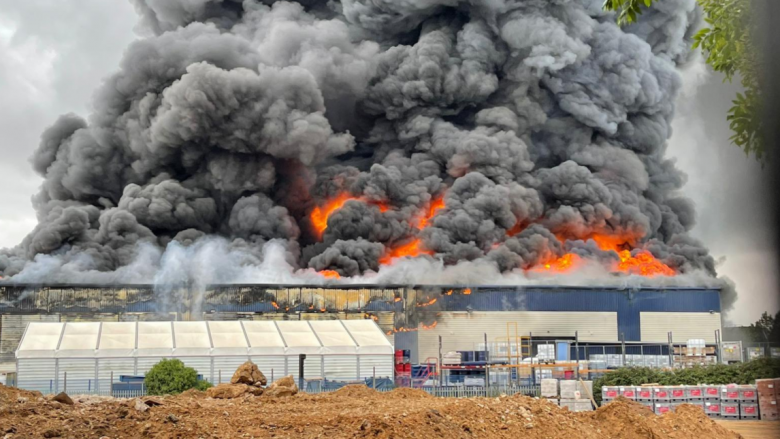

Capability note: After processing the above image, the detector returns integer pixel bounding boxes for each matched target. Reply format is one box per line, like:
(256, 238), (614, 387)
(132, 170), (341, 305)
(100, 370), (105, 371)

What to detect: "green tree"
(603, 0), (764, 161)
(747, 311), (779, 342)
(144, 358), (212, 395)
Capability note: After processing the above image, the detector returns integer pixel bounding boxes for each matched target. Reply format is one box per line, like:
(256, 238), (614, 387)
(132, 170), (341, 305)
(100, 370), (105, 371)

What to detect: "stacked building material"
(562, 380), (594, 412)
(757, 379), (778, 421)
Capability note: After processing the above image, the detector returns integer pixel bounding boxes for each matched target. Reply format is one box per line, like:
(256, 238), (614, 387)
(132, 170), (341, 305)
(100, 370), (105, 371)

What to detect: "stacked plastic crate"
(720, 386), (740, 419)
(739, 385), (759, 420)
(703, 385), (721, 418)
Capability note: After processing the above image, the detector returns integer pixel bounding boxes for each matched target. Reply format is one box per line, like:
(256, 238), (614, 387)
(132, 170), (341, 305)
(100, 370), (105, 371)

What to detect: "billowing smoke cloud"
(0, 0), (734, 309)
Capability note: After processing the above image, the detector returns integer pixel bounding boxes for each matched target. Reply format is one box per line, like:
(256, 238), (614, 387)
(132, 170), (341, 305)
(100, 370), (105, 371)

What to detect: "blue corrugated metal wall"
(426, 287), (721, 341)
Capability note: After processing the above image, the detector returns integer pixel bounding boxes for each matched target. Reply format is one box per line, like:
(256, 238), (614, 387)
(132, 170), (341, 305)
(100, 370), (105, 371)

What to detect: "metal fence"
(12, 377), (538, 399)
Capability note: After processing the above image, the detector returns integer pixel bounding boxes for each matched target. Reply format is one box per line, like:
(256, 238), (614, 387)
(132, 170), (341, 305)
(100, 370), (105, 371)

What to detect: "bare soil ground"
(717, 420), (780, 439)
(0, 384), (743, 439)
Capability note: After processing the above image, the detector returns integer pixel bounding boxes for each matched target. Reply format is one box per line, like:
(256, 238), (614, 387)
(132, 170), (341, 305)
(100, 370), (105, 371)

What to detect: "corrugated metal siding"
(179, 357), (212, 380)
(97, 358), (135, 392)
(251, 356), (286, 380)
(213, 357), (251, 384)
(324, 356), (358, 381)
(58, 359), (97, 394)
(640, 312), (722, 343)
(137, 357), (167, 375)
(1, 314), (60, 362)
(417, 311), (617, 362)
(17, 359), (56, 394)
(359, 355), (393, 379)
(304, 355), (323, 379)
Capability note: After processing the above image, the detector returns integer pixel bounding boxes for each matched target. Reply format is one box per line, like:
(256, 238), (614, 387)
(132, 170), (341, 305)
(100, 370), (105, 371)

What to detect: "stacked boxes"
(602, 386), (619, 402)
(602, 384), (765, 420)
(704, 401), (722, 419)
(541, 379), (558, 398)
(721, 402), (740, 419)
(541, 379), (594, 412)
(560, 380), (594, 412)
(757, 378), (778, 421)
(619, 386), (637, 400)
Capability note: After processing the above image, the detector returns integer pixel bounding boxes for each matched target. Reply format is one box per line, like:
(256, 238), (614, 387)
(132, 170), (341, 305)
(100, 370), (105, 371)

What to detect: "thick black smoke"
(0, 0), (731, 306)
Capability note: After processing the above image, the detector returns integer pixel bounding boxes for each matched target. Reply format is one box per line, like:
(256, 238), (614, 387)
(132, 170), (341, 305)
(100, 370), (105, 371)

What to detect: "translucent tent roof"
(16, 320), (392, 358)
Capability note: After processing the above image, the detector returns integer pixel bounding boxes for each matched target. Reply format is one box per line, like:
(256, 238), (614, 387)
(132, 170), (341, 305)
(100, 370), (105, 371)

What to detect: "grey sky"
(0, 1), (776, 325)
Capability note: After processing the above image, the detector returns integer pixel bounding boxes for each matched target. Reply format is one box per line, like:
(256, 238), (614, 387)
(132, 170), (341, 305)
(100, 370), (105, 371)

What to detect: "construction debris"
(230, 361), (267, 386)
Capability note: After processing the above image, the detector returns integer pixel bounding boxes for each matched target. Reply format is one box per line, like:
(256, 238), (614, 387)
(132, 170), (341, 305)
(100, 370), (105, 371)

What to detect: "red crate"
(705, 402), (721, 414)
(638, 388), (652, 400)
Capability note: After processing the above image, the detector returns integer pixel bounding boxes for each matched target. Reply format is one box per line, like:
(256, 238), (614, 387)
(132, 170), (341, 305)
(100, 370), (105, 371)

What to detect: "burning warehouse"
(0, 283), (722, 372)
(0, 0), (737, 386)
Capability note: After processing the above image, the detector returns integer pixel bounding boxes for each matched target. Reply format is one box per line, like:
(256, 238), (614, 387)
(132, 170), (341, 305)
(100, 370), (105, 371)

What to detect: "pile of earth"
(0, 382), (741, 438)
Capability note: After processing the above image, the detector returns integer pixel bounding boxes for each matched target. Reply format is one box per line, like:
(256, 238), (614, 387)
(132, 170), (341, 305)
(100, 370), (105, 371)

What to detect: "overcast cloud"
(0, 0), (776, 325)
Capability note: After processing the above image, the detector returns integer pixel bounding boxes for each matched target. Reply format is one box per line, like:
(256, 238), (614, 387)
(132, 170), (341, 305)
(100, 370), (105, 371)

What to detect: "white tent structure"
(15, 320), (393, 395)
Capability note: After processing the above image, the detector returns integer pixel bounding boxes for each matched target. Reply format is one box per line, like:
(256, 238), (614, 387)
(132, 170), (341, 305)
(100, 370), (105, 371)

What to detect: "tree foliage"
(603, 0), (765, 161)
(746, 311), (780, 343)
(593, 358), (780, 403)
(144, 358), (212, 395)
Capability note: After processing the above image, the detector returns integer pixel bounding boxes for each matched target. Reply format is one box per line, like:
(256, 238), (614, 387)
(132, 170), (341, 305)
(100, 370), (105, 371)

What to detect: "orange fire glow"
(320, 307), (327, 312)
(318, 270), (341, 279)
(445, 290), (453, 296)
(416, 196), (445, 229)
(616, 250), (675, 276)
(540, 253), (580, 273)
(394, 297), (402, 302)
(422, 321), (438, 330)
(417, 298), (437, 307)
(271, 301), (279, 309)
(310, 193), (357, 237)
(310, 194), (390, 238)
(463, 288), (471, 295)
(379, 239), (433, 264)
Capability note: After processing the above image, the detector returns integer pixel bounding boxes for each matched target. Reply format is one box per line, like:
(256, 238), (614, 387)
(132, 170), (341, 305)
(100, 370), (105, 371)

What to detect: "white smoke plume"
(0, 0), (735, 309)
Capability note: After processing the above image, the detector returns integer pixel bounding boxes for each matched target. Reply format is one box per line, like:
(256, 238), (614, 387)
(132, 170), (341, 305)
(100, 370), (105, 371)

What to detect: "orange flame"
(271, 301), (279, 309)
(538, 253), (580, 273)
(416, 196), (445, 229)
(368, 314), (379, 322)
(417, 297), (437, 307)
(318, 270), (341, 279)
(422, 321), (438, 330)
(616, 250), (675, 276)
(463, 288), (471, 295)
(394, 297), (402, 302)
(320, 307), (327, 312)
(445, 289), (453, 296)
(310, 194), (390, 238)
(380, 239), (433, 264)
(310, 193), (357, 238)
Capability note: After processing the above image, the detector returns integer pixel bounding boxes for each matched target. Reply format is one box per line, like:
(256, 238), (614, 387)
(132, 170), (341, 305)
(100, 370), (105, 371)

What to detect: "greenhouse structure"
(15, 320), (393, 394)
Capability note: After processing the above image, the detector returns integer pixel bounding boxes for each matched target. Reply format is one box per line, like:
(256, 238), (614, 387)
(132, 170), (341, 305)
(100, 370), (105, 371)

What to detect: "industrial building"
(0, 284), (723, 378)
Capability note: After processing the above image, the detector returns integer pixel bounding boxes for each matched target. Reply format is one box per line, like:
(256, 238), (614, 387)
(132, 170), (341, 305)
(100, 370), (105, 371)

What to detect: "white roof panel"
(342, 320), (394, 355)
(276, 321), (321, 354)
(137, 322), (173, 356)
(16, 322), (64, 358)
(16, 320), (392, 359)
(308, 321), (356, 354)
(97, 322), (136, 357)
(242, 321), (286, 355)
(57, 322), (100, 357)
(173, 321), (211, 355)
(208, 321), (248, 355)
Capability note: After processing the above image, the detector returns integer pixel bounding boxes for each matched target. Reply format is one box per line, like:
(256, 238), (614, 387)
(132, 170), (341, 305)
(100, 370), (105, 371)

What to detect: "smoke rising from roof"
(0, 0), (735, 310)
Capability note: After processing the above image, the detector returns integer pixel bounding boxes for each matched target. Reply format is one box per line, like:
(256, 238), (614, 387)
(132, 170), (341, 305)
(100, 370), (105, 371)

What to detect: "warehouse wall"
(417, 311), (618, 362)
(639, 312), (722, 343)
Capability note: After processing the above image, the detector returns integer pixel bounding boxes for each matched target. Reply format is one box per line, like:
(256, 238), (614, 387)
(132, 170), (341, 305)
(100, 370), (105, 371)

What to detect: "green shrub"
(592, 358), (780, 404)
(144, 359), (212, 395)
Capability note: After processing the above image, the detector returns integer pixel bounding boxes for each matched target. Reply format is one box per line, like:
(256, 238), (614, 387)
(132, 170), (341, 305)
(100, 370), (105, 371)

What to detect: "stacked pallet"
(541, 379), (594, 412)
(757, 379), (779, 421)
(602, 384), (765, 420)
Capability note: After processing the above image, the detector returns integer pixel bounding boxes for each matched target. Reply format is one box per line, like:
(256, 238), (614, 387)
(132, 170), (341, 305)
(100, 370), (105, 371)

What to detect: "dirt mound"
(0, 385), (742, 438)
(332, 385), (378, 398)
(231, 360), (267, 386)
(264, 375), (299, 398)
(0, 383), (42, 404)
(387, 387), (433, 399)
